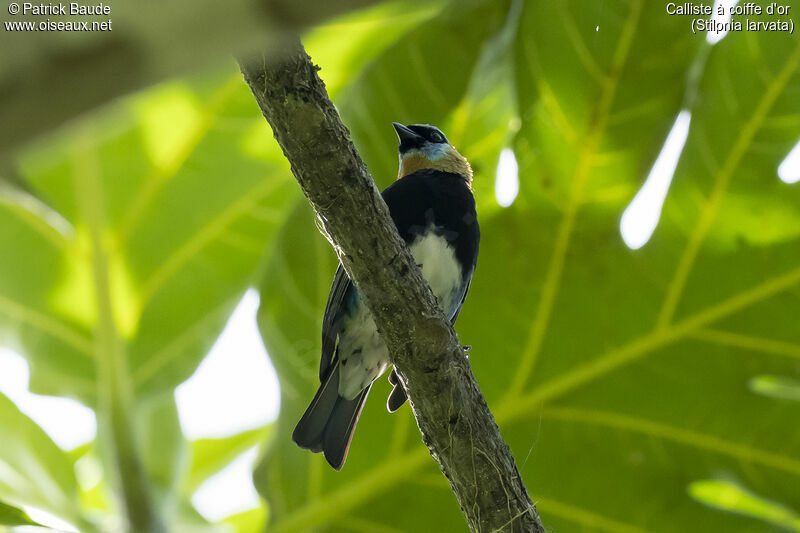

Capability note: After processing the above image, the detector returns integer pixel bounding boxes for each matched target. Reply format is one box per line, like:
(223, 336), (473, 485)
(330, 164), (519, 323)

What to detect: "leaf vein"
(656, 39), (800, 329)
(507, 0), (644, 397)
(539, 406), (800, 476)
(0, 294), (92, 357)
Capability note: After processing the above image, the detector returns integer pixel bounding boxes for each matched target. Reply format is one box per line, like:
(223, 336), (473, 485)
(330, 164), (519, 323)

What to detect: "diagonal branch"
(238, 38), (544, 533)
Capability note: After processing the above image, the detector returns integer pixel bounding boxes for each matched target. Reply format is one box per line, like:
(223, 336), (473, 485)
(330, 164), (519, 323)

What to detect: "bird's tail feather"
(292, 364), (371, 470)
(323, 386), (370, 470)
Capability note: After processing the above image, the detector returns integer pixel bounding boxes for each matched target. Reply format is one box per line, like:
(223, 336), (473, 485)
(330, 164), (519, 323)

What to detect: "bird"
(292, 122), (480, 470)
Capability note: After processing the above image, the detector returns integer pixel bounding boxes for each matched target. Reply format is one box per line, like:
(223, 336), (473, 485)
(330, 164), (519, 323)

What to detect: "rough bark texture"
(239, 40), (545, 533)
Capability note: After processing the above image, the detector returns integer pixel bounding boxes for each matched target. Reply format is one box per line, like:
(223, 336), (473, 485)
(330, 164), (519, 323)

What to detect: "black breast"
(381, 169), (480, 279)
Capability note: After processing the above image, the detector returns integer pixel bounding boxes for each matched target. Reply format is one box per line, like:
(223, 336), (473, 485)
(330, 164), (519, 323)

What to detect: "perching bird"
(292, 122), (480, 470)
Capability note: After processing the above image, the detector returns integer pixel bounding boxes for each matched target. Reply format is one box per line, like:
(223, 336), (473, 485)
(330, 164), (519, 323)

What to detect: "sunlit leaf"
(185, 426), (271, 493)
(256, 1), (800, 532)
(3, 70), (295, 404)
(222, 506), (267, 533)
(2, 64), (295, 532)
(0, 500), (47, 527)
(1, 0), (798, 531)
(689, 479), (800, 531)
(0, 392), (82, 527)
(304, 1), (445, 97)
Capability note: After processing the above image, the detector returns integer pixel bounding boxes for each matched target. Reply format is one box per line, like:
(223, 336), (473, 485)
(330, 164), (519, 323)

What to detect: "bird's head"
(392, 123), (472, 186)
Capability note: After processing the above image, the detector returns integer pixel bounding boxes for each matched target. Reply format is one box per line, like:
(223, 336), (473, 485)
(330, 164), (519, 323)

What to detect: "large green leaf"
(494, 4), (799, 531)
(223, 507), (267, 533)
(0, 500), (46, 528)
(139, 392), (187, 516)
(1, 0), (795, 530)
(0, 392), (82, 527)
(185, 426), (271, 493)
(304, 1), (445, 98)
(2, 69), (295, 405)
(255, 1), (800, 532)
(1, 67), (297, 529)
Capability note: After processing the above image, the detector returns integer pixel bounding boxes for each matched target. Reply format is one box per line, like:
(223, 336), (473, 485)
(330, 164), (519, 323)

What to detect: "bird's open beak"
(393, 122), (423, 152)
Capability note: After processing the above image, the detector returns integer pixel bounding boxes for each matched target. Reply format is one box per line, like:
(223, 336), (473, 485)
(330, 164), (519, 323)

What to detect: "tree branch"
(238, 39), (545, 533)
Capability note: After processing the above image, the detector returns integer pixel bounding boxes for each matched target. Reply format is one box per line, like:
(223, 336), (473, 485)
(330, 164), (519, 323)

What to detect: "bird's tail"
(292, 364), (371, 470)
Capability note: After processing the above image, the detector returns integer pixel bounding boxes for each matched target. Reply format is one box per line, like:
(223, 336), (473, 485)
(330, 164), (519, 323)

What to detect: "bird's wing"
(317, 179), (408, 383)
(449, 275), (472, 325)
(320, 264), (353, 381)
(317, 183), (412, 384)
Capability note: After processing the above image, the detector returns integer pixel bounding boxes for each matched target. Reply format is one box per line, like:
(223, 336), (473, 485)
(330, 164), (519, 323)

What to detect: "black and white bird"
(292, 122), (480, 469)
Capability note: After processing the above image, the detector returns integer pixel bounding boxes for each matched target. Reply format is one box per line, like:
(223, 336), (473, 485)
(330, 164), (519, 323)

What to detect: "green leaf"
(185, 426), (271, 493)
(2, 66), (295, 531)
(222, 506), (267, 533)
(2, 0), (795, 530)
(167, 500), (228, 533)
(139, 393), (188, 508)
(689, 479), (800, 531)
(256, 1), (800, 532)
(0, 392), (81, 526)
(304, 1), (445, 98)
(2, 69), (295, 404)
(0, 499), (47, 527)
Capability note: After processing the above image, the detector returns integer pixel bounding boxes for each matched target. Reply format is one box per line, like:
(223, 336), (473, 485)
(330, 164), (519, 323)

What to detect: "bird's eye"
(429, 132), (444, 143)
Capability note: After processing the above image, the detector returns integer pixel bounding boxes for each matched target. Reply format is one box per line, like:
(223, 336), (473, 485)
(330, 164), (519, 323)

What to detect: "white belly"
(409, 230), (462, 317)
(337, 228), (463, 399)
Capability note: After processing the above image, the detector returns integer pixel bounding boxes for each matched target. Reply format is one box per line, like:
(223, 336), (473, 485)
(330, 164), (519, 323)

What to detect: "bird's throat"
(398, 151), (473, 187)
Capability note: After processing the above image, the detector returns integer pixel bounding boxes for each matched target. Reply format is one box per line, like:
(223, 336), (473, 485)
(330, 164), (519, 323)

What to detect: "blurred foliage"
(0, 500), (44, 528)
(0, 0), (799, 532)
(0, 392), (81, 528)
